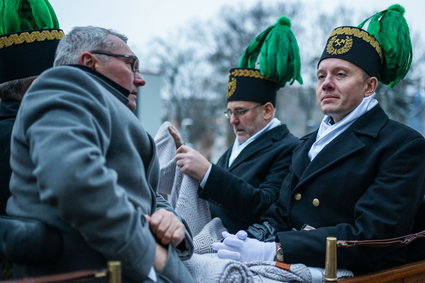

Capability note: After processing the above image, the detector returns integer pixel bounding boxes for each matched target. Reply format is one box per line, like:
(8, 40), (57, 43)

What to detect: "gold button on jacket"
(294, 193), (302, 200)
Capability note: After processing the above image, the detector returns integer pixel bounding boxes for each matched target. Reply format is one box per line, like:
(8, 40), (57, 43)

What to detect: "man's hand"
(146, 208), (186, 247)
(212, 230), (276, 262)
(168, 125), (184, 149)
(175, 145), (210, 180)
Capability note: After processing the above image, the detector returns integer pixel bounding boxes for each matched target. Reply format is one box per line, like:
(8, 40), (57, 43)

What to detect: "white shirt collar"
(228, 118), (281, 166)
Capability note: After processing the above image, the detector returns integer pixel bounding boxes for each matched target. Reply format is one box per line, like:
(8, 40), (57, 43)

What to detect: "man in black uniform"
(213, 4), (425, 275)
(0, 0), (64, 215)
(175, 16), (302, 233)
(0, 1), (63, 279)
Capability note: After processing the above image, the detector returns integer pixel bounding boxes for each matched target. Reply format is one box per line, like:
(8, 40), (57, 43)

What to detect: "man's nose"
(230, 115), (239, 124)
(321, 76), (334, 90)
(134, 73), (146, 87)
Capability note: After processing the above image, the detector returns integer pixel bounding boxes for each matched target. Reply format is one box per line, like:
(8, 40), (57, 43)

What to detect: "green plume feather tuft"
(388, 4), (404, 14)
(239, 16), (303, 88)
(358, 4), (412, 87)
(276, 16), (291, 27)
(1, 0), (60, 35)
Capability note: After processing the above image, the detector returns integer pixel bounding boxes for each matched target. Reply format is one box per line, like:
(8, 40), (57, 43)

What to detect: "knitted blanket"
(185, 253), (353, 283)
(154, 121), (211, 236)
(187, 219), (353, 282)
(154, 122), (354, 282)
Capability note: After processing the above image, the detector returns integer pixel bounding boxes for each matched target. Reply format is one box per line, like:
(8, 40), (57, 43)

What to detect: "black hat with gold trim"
(0, 0), (64, 84)
(319, 4), (412, 88)
(227, 16), (303, 106)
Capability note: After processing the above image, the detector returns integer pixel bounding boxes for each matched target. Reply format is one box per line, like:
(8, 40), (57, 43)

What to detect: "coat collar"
(292, 105), (388, 186)
(227, 124), (289, 169)
(0, 100), (20, 120)
(70, 65), (130, 106)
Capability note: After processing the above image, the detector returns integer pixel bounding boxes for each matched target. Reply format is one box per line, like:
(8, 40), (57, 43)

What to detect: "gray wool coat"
(7, 65), (194, 283)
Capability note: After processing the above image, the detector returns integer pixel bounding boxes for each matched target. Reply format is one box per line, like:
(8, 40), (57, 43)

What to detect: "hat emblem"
(227, 77), (237, 98)
(326, 35), (353, 55)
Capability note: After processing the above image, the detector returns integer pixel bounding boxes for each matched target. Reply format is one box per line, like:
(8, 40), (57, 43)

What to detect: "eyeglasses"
(224, 104), (263, 119)
(90, 50), (140, 74)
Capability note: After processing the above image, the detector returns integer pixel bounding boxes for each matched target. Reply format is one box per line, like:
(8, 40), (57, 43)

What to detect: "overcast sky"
(50, 0), (425, 54)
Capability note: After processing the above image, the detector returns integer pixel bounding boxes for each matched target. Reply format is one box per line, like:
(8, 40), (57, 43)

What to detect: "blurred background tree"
(144, 1), (425, 160)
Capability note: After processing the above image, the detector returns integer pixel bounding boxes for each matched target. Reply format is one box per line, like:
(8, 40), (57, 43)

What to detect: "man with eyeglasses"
(175, 17), (302, 234)
(7, 26), (195, 283)
(89, 50), (141, 111)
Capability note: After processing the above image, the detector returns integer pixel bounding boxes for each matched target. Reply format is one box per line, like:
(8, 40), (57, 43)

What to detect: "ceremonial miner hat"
(0, 0), (64, 84)
(319, 4), (412, 87)
(227, 16), (303, 106)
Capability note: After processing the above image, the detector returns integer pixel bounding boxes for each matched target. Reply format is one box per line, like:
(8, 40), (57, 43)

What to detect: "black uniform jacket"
(262, 105), (425, 274)
(0, 100), (19, 215)
(200, 124), (300, 233)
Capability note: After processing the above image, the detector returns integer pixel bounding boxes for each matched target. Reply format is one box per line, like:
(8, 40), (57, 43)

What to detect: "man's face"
(94, 35), (145, 111)
(316, 58), (373, 122)
(226, 101), (267, 143)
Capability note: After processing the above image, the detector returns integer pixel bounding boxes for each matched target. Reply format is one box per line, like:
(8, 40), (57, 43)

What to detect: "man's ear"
(263, 102), (275, 120)
(79, 52), (97, 69)
(365, 76), (378, 97)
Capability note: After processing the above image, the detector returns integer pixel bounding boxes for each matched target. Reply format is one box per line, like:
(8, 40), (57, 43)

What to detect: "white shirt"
(308, 93), (378, 161)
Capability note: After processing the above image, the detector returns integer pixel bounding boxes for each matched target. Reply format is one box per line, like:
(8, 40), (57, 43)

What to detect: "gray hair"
(0, 76), (36, 101)
(54, 26), (128, 66)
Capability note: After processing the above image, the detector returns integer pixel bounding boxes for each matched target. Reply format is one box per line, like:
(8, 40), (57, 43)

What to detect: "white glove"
(212, 230), (276, 262)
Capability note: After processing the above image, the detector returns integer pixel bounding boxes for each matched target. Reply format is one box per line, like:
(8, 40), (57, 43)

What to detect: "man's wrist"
(274, 242), (284, 262)
(154, 244), (168, 272)
(199, 163), (212, 187)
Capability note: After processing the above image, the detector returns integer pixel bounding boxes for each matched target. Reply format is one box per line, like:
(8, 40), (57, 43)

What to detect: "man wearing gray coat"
(7, 26), (195, 283)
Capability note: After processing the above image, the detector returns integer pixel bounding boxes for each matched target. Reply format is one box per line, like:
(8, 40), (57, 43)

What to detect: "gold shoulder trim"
(229, 69), (277, 83)
(329, 27), (383, 62)
(0, 30), (65, 49)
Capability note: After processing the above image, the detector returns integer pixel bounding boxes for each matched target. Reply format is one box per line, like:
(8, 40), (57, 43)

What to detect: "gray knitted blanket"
(154, 121), (211, 236)
(185, 253), (354, 283)
(185, 253), (353, 283)
(154, 122), (354, 282)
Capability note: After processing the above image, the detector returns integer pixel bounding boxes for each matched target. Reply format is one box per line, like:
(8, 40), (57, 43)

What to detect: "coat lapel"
(292, 132), (316, 180)
(229, 124), (288, 170)
(294, 105), (389, 189)
(298, 131), (366, 185)
(219, 149), (232, 169)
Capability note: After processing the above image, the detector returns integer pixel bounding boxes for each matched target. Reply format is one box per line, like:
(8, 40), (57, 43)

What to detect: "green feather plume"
(358, 4), (412, 87)
(29, 0), (52, 28)
(239, 16), (303, 88)
(0, 1), (5, 34)
(1, 0), (21, 33)
(0, 0), (60, 35)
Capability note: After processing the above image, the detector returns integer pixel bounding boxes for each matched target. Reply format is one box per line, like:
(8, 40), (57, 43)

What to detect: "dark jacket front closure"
(201, 124), (299, 233)
(262, 105), (425, 274)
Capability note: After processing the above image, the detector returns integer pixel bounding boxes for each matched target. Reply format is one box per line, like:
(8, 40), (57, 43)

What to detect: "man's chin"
(236, 135), (248, 144)
(127, 95), (137, 112)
